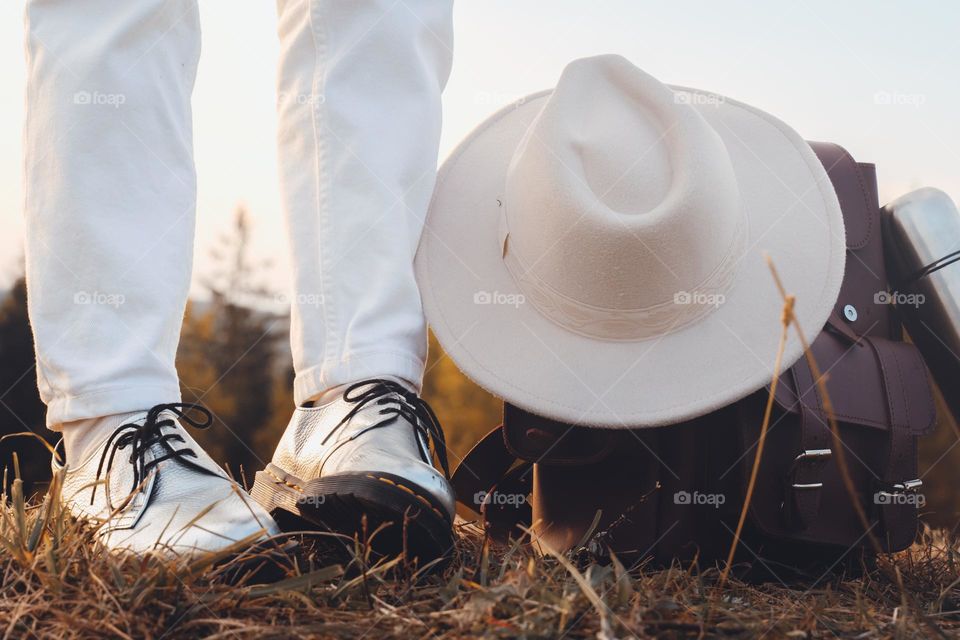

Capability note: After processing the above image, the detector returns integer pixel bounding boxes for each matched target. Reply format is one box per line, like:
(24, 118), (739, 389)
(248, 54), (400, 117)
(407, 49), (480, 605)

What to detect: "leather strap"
(784, 357), (832, 530)
(808, 141), (875, 250)
(867, 337), (923, 550)
(779, 141), (873, 531)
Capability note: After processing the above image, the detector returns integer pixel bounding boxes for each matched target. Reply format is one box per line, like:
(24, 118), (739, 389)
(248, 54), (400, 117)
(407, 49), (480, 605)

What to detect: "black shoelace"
(324, 379), (450, 478)
(91, 402), (218, 506)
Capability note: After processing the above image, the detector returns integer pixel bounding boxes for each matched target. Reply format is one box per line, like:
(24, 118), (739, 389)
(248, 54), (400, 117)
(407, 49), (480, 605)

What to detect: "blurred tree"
(252, 363), (295, 465)
(0, 276), (52, 495)
(421, 331), (501, 470)
(177, 208), (282, 484)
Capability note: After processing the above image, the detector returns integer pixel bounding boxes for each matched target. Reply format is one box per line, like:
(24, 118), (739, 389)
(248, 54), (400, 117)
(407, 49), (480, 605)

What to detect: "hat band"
(500, 215), (748, 342)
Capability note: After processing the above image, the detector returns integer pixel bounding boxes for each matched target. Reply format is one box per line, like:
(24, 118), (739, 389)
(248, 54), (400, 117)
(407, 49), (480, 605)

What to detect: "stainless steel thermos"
(883, 187), (960, 421)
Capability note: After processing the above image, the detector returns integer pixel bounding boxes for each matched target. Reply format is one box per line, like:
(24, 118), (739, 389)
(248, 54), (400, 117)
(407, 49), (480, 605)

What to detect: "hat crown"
(500, 55), (746, 340)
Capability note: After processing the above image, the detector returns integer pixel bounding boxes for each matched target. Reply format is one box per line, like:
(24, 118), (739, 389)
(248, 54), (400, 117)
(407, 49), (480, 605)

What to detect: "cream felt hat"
(415, 55), (845, 428)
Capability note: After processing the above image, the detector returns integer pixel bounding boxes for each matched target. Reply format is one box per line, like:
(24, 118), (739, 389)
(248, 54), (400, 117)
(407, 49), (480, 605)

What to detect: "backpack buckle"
(788, 448), (832, 489)
(874, 478), (922, 500)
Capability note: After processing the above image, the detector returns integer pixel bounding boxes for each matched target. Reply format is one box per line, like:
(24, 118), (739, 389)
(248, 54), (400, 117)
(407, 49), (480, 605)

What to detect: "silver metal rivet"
(843, 304), (858, 322)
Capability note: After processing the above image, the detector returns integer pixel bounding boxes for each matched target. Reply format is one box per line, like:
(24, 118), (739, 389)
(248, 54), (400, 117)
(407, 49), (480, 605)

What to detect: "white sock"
(59, 411), (144, 467)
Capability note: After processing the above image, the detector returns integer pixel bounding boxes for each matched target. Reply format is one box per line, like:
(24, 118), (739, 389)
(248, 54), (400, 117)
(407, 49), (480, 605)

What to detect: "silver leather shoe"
(54, 403), (280, 558)
(252, 379), (455, 562)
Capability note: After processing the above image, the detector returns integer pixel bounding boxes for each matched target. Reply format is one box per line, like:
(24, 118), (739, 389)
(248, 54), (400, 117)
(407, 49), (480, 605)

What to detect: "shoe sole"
(210, 538), (301, 585)
(251, 463), (454, 566)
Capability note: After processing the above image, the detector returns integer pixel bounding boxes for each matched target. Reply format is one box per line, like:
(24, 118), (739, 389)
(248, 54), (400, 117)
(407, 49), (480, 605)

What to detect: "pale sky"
(1, 1), (957, 292)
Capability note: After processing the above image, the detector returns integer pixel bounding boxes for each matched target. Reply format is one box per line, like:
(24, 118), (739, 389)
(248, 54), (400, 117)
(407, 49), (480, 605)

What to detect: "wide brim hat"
(415, 55), (845, 428)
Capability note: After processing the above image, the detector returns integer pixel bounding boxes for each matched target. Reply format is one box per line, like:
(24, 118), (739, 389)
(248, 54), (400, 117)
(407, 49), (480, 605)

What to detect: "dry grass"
(2, 470), (960, 640)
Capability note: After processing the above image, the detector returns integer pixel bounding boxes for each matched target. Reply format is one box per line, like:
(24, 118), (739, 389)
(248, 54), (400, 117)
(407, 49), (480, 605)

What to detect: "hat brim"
(415, 86), (845, 427)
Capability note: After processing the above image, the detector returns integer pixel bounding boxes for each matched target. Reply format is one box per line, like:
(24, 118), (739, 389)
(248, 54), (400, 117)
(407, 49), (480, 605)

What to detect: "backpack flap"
(771, 326), (935, 437)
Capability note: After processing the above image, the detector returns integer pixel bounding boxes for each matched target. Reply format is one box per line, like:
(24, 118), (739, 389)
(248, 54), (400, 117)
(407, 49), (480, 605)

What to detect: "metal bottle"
(882, 187), (960, 420)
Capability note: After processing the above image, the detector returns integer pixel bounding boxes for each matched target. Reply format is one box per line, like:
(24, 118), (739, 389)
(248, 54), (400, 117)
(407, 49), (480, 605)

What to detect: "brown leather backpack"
(451, 142), (937, 571)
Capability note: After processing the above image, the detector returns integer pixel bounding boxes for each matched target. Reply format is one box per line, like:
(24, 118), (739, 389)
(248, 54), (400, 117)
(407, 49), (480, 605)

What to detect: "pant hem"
(45, 384), (183, 429)
(294, 351), (425, 405)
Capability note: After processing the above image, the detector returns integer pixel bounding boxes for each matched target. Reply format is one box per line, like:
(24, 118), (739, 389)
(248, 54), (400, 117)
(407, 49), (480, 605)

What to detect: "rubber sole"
(251, 464), (454, 566)
(210, 538), (301, 585)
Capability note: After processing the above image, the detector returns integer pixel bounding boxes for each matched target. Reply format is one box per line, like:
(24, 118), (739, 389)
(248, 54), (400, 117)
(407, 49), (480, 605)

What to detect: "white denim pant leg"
(276, 0), (454, 405)
(24, 0), (201, 427)
(25, 0), (454, 426)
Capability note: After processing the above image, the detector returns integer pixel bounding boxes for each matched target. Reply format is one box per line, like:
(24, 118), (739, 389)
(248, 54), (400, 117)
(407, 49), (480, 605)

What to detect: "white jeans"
(24, 0), (453, 427)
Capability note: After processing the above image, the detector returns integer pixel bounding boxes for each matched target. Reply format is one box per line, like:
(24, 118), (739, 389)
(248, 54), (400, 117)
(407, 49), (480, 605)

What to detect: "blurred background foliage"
(0, 207), (957, 529)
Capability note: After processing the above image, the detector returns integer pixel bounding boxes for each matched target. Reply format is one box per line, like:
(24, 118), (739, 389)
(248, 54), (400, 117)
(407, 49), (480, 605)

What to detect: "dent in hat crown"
(499, 55), (748, 341)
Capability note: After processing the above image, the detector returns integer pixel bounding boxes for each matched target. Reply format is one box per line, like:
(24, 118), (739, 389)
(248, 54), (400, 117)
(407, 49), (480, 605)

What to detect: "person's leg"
(24, 0), (278, 556)
(276, 0), (454, 403)
(257, 0), (455, 561)
(25, 0), (199, 432)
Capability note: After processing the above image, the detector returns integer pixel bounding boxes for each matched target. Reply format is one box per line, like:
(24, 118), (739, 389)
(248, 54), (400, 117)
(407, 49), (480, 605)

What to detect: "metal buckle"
(876, 478), (923, 500)
(789, 449), (832, 490)
(901, 479), (923, 492)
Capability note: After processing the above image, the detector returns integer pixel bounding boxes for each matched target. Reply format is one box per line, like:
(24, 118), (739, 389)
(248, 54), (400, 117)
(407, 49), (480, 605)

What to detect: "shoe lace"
(91, 402), (219, 506)
(328, 379), (450, 479)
